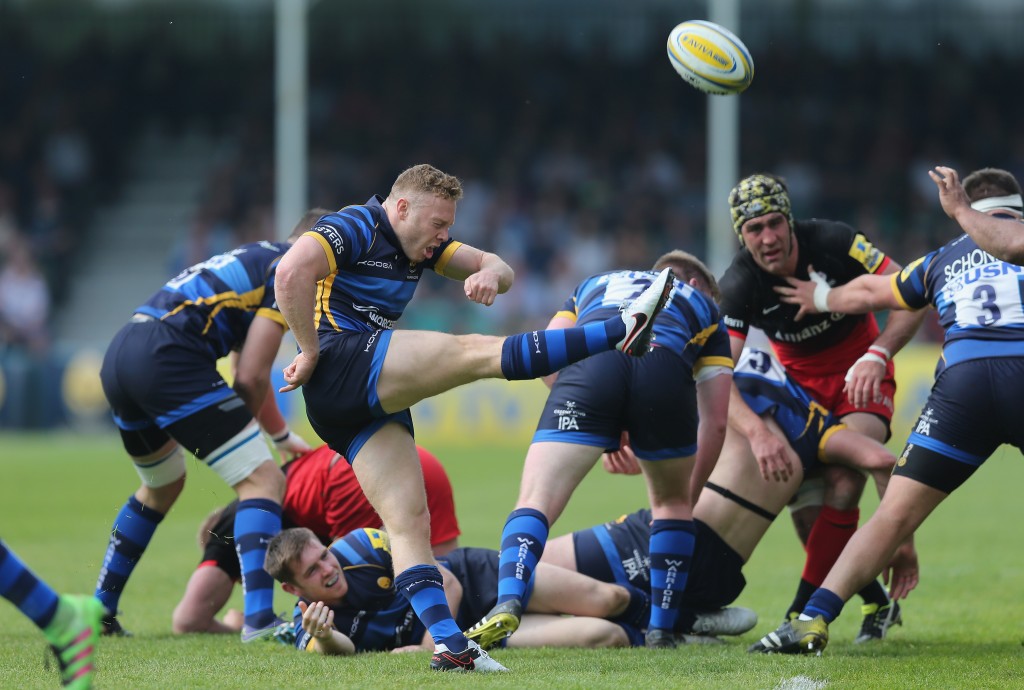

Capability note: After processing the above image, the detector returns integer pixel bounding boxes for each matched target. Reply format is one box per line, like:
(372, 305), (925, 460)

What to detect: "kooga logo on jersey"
(357, 259), (393, 269)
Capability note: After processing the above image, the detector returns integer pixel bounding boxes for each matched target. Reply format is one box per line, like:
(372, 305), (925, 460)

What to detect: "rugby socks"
(497, 508), (549, 604)
(395, 564), (467, 652)
(800, 588), (845, 623)
(784, 578), (817, 621)
(94, 495), (164, 615)
(800, 506), (859, 585)
(499, 319), (627, 380)
(857, 579), (891, 607)
(648, 519), (695, 631)
(235, 498), (282, 630)
(0, 540), (59, 629)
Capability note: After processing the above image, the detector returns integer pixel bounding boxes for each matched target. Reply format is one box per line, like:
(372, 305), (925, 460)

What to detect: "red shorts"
(791, 358), (895, 423)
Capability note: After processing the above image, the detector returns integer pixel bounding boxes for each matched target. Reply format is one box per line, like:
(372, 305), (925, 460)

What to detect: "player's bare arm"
(439, 244), (514, 306)
(726, 335), (795, 482)
(275, 235), (331, 392)
(842, 260), (926, 408)
(931, 165), (1024, 264)
(776, 269), (902, 318)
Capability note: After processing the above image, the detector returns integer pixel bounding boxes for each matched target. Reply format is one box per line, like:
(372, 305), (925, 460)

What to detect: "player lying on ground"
(263, 527), (652, 655)
(172, 444), (459, 634)
(532, 347), (918, 649)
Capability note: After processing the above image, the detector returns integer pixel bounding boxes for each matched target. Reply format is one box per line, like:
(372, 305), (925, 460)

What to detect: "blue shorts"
(573, 510), (746, 615)
(301, 329), (413, 461)
(533, 348), (698, 460)
(100, 319), (253, 457)
(894, 357), (1024, 493)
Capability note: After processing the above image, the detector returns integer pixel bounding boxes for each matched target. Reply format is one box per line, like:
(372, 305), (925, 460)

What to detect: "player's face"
(740, 212), (797, 276)
(396, 193), (456, 263)
(290, 541), (347, 604)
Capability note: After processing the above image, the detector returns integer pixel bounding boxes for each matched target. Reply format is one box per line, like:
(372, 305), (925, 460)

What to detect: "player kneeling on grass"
(264, 527), (650, 664)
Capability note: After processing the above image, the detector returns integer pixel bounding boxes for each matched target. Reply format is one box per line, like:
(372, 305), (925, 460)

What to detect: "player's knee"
(589, 622), (631, 648)
(823, 466), (867, 510)
(863, 445), (897, 472)
(171, 602), (209, 634)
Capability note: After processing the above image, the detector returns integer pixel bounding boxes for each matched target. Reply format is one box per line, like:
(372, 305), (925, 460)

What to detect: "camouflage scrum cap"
(728, 174), (795, 245)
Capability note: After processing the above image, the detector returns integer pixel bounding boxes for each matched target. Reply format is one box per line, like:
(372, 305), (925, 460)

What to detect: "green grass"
(2, 431), (1023, 689)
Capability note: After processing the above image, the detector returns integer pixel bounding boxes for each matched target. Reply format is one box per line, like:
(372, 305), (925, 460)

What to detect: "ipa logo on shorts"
(914, 408), (939, 436)
(553, 400), (586, 431)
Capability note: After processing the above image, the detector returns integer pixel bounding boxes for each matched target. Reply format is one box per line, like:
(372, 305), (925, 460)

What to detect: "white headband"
(971, 194), (1023, 214)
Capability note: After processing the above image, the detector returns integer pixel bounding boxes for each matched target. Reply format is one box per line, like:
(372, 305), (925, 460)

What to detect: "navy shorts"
(301, 329), (414, 461)
(574, 510), (745, 614)
(100, 319), (253, 457)
(438, 547), (501, 629)
(894, 357), (1024, 493)
(533, 348), (698, 460)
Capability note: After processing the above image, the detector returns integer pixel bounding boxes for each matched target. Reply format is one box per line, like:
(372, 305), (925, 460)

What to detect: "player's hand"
(273, 429), (312, 461)
(928, 166), (971, 220)
(775, 265), (829, 322)
(774, 277), (815, 321)
(463, 270), (501, 306)
(602, 433), (641, 475)
(299, 600), (335, 640)
(844, 352), (888, 409)
(883, 541), (920, 601)
(749, 427), (794, 482)
(280, 351), (318, 392)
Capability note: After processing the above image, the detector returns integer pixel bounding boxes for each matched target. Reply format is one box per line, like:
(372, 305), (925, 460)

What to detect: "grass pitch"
(1, 431), (1022, 689)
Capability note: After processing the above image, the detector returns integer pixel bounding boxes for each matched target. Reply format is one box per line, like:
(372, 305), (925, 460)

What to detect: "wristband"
(809, 270), (831, 312)
(271, 428), (291, 444)
(867, 344), (892, 362)
(844, 352), (888, 382)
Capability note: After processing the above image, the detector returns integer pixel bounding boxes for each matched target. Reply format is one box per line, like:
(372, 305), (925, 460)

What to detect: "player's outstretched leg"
(616, 267), (675, 356)
(748, 616), (829, 654)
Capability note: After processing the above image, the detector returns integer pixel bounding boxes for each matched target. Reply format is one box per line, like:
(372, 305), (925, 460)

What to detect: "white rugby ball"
(666, 20), (754, 95)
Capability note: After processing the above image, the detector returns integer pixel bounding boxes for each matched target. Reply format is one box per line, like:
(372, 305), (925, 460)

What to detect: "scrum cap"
(728, 174), (795, 244)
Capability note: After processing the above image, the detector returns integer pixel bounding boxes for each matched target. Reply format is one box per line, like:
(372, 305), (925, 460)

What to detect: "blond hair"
(653, 250), (721, 303)
(264, 527), (320, 584)
(389, 164), (463, 203)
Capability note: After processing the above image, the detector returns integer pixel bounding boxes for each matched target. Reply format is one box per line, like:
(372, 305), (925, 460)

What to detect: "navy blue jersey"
(556, 269), (733, 377)
(733, 348), (842, 467)
(892, 234), (1024, 369)
(134, 241), (290, 358)
(292, 528), (423, 653)
(303, 197), (460, 337)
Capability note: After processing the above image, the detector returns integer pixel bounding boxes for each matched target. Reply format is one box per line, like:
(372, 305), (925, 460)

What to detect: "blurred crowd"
(5, 21), (1023, 347)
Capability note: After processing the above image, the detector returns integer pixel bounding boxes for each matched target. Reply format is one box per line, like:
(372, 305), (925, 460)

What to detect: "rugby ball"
(666, 20), (754, 95)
